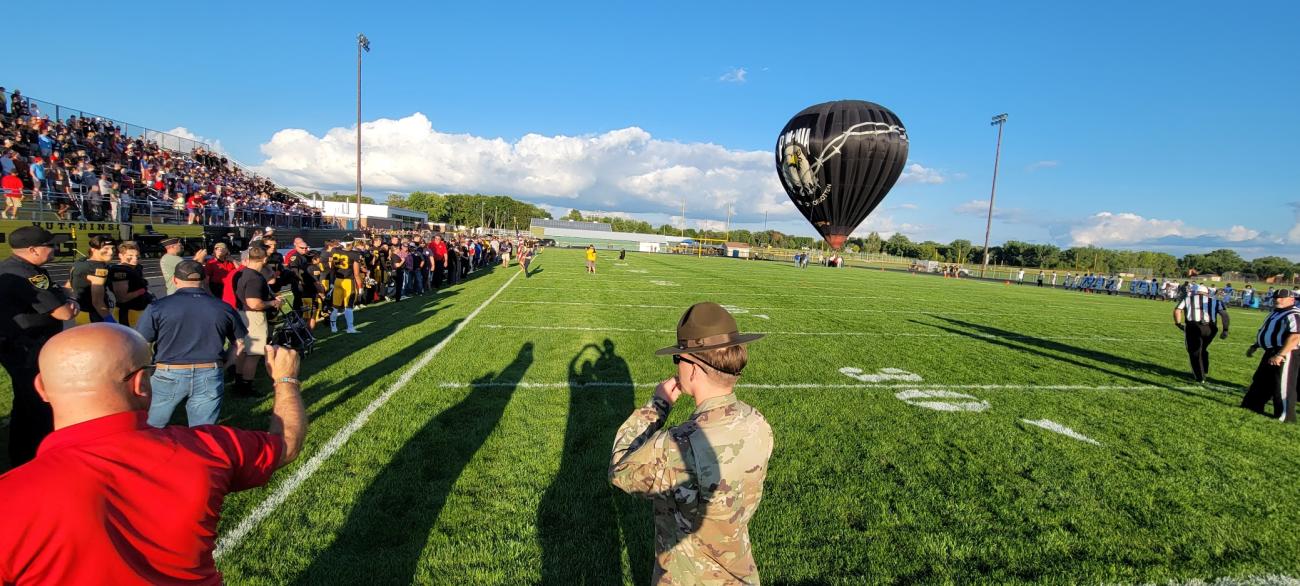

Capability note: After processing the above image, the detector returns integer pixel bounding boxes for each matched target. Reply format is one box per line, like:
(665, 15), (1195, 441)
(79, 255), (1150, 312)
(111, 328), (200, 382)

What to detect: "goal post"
(672, 237), (729, 257)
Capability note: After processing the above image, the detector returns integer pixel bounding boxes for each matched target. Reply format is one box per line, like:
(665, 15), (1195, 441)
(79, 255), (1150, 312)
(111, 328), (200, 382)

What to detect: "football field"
(7, 249), (1300, 584)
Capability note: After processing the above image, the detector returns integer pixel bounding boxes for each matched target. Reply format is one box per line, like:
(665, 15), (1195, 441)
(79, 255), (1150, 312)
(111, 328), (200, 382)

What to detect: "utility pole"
(980, 113), (1008, 278)
(724, 203), (732, 242)
(355, 33), (370, 231)
(680, 197), (687, 237)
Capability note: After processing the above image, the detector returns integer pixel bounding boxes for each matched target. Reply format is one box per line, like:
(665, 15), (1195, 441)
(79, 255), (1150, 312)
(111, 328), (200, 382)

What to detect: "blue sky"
(12, 1), (1298, 257)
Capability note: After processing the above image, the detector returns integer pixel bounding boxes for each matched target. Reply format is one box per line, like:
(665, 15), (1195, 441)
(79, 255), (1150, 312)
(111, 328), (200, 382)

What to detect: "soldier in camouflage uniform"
(610, 302), (774, 584)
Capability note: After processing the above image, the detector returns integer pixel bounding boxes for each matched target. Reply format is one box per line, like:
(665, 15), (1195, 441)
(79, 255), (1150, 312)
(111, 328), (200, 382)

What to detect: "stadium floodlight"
(356, 33), (370, 229)
(979, 113), (1008, 278)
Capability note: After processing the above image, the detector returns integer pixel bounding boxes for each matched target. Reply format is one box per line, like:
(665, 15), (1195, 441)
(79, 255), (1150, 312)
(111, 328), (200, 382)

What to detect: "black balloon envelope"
(775, 100), (909, 250)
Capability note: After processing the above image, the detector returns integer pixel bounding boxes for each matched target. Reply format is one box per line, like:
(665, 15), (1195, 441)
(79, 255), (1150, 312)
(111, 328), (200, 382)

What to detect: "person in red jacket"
(221, 256), (248, 310)
(204, 243), (237, 299)
(430, 234), (448, 290)
(0, 323), (306, 585)
(185, 191), (206, 225)
(2, 169), (23, 220)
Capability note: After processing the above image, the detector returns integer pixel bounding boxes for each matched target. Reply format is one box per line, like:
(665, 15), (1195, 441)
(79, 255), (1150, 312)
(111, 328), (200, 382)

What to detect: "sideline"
(213, 269), (521, 559)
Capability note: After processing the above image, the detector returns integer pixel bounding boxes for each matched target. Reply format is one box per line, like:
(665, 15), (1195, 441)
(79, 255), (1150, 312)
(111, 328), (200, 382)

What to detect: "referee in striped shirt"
(1173, 284), (1229, 383)
(1242, 289), (1300, 422)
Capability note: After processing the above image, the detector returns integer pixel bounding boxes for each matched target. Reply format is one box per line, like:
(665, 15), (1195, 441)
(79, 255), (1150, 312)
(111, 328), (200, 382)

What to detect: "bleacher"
(0, 87), (322, 228)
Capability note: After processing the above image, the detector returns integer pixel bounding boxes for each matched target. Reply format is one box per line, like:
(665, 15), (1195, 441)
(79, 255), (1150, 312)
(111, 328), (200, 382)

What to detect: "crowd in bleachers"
(0, 87), (323, 227)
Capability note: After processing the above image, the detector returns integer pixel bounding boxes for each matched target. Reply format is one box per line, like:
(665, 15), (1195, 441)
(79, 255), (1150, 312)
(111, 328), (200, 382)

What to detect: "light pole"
(355, 33), (370, 231)
(980, 113), (1008, 278)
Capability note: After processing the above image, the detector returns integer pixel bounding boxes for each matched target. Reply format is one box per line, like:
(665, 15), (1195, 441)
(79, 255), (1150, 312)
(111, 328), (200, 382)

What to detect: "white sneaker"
(330, 325), (338, 333)
(346, 328), (359, 334)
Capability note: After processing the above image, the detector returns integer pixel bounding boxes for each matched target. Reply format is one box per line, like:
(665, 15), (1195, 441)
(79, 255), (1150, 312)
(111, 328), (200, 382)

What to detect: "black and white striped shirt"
(1177, 295), (1225, 324)
(1256, 306), (1300, 349)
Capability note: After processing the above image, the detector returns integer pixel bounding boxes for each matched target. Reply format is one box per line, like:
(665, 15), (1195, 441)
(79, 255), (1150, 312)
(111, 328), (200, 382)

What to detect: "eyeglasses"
(122, 363), (155, 382)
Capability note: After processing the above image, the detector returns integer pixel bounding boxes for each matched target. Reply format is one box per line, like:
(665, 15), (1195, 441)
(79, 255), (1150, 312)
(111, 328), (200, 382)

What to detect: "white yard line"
(433, 380), (1234, 392)
(496, 300), (1172, 324)
(476, 323), (1180, 343)
(213, 270), (521, 559)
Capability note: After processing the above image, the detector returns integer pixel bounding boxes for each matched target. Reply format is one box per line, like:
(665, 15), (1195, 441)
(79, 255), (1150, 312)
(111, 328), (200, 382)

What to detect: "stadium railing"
(7, 189), (325, 229)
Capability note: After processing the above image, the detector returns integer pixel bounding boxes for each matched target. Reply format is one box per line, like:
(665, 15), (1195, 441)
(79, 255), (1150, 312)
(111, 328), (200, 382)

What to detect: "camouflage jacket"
(610, 393), (774, 585)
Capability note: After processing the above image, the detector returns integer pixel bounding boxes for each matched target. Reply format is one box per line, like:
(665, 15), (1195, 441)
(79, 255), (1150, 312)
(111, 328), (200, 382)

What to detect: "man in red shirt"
(430, 234), (448, 290)
(2, 169), (23, 220)
(204, 242), (237, 299)
(0, 323), (307, 585)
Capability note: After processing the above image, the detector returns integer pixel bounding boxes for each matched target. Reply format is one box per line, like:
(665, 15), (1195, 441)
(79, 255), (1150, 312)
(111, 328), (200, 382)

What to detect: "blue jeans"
(147, 366), (225, 428)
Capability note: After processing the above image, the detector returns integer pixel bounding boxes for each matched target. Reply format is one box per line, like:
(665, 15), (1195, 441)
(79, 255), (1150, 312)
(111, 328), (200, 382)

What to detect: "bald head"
(37, 324), (153, 428)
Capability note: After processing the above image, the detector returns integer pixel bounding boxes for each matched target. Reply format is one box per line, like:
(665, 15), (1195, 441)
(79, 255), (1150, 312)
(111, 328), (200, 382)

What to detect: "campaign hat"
(655, 302), (764, 356)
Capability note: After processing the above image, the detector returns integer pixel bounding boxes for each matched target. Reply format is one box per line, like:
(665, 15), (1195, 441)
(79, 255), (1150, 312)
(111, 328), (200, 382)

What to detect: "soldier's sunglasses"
(672, 353), (740, 376)
(672, 354), (702, 368)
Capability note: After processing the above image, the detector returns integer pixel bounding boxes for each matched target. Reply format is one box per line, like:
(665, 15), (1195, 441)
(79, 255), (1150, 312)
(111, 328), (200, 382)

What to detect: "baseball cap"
(174, 260), (205, 281)
(160, 237), (181, 247)
(1274, 289), (1294, 299)
(9, 226), (69, 248)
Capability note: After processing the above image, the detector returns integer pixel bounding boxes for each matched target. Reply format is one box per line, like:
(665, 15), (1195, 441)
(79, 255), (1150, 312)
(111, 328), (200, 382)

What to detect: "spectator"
(233, 246), (282, 396)
(159, 238), (185, 296)
(108, 242), (153, 328)
(1, 169), (21, 219)
(0, 323), (305, 584)
(205, 243), (237, 298)
(136, 261), (247, 427)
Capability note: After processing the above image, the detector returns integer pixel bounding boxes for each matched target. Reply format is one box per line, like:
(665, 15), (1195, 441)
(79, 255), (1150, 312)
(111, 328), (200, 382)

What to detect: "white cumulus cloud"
(151, 126), (226, 155)
(256, 112), (945, 225)
(900, 163), (946, 184)
(1070, 212), (1260, 247)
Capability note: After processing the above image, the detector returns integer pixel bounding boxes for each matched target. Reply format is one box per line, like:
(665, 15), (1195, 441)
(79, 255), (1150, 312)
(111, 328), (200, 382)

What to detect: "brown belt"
(155, 363), (219, 370)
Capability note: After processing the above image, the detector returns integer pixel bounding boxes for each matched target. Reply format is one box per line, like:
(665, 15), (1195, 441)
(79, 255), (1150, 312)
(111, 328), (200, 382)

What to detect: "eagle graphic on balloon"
(775, 100), (909, 250)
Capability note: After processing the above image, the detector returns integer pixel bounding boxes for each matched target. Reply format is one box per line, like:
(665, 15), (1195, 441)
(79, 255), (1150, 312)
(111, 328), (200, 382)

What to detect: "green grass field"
(4, 248), (1300, 584)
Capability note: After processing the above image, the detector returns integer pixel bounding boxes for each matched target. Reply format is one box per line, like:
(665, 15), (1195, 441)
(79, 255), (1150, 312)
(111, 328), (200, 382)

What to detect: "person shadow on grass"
(292, 342), (534, 585)
(538, 339), (653, 584)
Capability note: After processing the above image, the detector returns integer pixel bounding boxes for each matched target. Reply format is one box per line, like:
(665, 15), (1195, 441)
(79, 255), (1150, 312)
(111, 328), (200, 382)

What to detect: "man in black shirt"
(233, 246), (282, 396)
(261, 235), (283, 293)
(0, 226), (77, 467)
(108, 241), (154, 328)
(408, 242), (426, 296)
(68, 235), (115, 324)
(136, 260), (247, 426)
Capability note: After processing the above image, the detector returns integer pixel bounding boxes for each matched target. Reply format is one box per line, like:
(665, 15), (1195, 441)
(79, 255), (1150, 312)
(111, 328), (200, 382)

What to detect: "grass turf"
(4, 249), (1300, 584)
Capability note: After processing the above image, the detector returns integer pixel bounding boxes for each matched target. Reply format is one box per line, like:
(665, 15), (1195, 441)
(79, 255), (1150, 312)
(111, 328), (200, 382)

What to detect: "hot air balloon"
(775, 100), (909, 250)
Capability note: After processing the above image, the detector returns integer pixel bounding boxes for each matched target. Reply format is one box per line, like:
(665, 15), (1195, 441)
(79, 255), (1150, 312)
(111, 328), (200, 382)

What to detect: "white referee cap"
(1195, 284), (1210, 294)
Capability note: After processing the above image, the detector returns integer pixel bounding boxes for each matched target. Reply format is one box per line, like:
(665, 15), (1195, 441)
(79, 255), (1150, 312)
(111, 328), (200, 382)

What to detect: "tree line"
(385, 192), (552, 230)
(556, 210), (1295, 279)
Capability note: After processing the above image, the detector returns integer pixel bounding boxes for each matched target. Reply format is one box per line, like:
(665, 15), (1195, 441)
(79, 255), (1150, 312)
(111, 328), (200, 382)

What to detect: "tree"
(1249, 256), (1295, 279)
(863, 232), (884, 254)
(885, 233), (916, 257)
(946, 239), (973, 263)
(564, 209), (584, 221)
